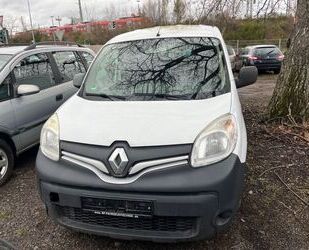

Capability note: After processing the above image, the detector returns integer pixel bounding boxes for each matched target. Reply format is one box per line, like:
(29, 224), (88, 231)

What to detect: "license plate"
(81, 197), (153, 218)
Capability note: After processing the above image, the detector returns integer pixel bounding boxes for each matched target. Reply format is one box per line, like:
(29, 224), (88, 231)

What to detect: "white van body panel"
(219, 34), (247, 164)
(55, 25), (248, 164)
(231, 90), (247, 163)
(57, 93), (232, 147)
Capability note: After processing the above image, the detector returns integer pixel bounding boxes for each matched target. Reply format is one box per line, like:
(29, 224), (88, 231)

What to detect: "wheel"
(0, 139), (14, 186)
(274, 69), (281, 74)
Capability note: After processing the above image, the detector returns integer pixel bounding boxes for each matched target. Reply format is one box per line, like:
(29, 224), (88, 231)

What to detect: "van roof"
(108, 25), (222, 44)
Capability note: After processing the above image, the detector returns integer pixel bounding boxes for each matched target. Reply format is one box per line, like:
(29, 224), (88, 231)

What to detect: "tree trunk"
(268, 0), (309, 121)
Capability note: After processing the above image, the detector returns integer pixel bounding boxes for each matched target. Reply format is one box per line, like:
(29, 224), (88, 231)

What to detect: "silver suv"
(0, 42), (95, 185)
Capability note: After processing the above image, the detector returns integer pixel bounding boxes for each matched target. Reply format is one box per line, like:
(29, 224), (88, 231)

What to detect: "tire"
(274, 69), (281, 74)
(0, 139), (14, 186)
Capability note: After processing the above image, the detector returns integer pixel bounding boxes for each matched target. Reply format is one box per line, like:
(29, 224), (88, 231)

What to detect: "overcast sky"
(1, 0), (139, 30)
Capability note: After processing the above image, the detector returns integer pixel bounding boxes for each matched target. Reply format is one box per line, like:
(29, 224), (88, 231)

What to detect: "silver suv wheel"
(0, 139), (14, 186)
(0, 149), (9, 179)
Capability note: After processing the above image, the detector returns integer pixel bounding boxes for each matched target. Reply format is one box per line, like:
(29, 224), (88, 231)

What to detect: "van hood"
(57, 93), (232, 147)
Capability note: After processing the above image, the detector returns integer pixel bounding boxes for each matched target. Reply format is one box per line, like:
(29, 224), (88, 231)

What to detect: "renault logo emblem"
(108, 148), (129, 175)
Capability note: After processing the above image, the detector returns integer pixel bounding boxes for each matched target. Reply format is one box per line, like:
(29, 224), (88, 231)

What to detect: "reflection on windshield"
(0, 54), (12, 71)
(254, 47), (282, 58)
(83, 37), (230, 101)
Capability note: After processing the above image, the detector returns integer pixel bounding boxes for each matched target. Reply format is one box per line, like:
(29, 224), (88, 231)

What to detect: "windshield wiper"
(132, 93), (191, 100)
(85, 92), (126, 101)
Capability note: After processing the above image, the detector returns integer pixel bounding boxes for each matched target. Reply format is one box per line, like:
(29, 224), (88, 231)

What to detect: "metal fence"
(226, 39), (288, 53)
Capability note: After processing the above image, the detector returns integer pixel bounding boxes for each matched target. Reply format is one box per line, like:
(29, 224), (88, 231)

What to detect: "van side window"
(14, 53), (56, 90)
(52, 51), (86, 82)
(0, 75), (11, 102)
(81, 52), (94, 67)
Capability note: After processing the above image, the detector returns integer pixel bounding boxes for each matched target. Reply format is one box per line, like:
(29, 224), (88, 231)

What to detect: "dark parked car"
(238, 45), (284, 74)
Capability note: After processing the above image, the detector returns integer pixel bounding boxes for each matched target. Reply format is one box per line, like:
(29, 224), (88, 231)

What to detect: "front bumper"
(36, 151), (245, 242)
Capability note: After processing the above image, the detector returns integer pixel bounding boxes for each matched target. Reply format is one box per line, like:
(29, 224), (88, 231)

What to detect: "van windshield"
(0, 54), (12, 71)
(82, 37), (230, 101)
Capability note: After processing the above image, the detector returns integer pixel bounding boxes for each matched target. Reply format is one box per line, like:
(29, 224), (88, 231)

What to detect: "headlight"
(40, 114), (60, 161)
(191, 114), (237, 167)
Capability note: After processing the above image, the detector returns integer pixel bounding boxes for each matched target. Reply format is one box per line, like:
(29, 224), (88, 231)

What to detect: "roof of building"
(108, 25), (222, 44)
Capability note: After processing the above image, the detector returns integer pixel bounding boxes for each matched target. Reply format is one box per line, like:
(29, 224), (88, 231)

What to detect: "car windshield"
(82, 37), (230, 101)
(0, 54), (12, 71)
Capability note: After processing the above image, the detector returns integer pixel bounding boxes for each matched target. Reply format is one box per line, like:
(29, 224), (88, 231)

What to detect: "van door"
(10, 53), (61, 150)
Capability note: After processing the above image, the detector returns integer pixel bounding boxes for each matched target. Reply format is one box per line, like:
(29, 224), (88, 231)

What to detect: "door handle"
(56, 94), (63, 101)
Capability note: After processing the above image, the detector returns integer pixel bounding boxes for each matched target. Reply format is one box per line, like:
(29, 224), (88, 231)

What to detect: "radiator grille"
(56, 206), (196, 233)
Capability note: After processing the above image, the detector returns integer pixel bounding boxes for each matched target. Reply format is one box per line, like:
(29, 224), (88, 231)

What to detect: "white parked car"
(36, 26), (257, 242)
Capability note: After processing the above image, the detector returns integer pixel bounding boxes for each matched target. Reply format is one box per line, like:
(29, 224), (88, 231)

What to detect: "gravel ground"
(0, 74), (308, 250)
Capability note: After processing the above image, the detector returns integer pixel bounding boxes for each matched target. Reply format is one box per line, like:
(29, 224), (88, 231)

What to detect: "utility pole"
(286, 0), (291, 15)
(26, 0), (35, 43)
(50, 16), (55, 26)
(246, 0), (253, 18)
(20, 16), (27, 32)
(250, 0), (253, 18)
(137, 0), (141, 16)
(56, 16), (62, 26)
(78, 0), (84, 22)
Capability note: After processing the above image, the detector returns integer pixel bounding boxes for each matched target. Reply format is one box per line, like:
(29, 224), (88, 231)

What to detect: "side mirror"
(17, 84), (40, 96)
(236, 66), (258, 88)
(73, 73), (86, 88)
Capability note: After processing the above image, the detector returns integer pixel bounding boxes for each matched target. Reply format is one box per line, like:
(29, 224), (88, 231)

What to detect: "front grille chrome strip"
(62, 151), (109, 174)
(129, 156), (189, 175)
(61, 151), (189, 185)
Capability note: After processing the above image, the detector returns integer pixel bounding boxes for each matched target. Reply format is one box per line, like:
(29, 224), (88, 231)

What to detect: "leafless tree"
(268, 0), (309, 121)
(3, 15), (19, 36)
(142, 0), (171, 24)
(141, 0), (297, 26)
(103, 3), (118, 20)
(83, 0), (99, 21)
(173, 0), (186, 23)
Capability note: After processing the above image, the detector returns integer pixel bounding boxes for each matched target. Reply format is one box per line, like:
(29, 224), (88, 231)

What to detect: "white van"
(36, 25), (257, 242)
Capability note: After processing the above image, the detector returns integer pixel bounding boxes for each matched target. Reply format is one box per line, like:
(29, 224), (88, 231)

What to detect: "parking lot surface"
(0, 74), (308, 249)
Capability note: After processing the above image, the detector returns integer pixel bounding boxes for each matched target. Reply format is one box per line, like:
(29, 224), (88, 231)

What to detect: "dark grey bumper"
(36, 150), (245, 242)
(248, 61), (282, 71)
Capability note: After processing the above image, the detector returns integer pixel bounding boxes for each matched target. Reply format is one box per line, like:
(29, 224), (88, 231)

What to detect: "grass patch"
(0, 211), (12, 220)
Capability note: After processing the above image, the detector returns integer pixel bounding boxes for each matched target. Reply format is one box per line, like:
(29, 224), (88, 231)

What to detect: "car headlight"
(40, 114), (60, 161)
(191, 114), (237, 167)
